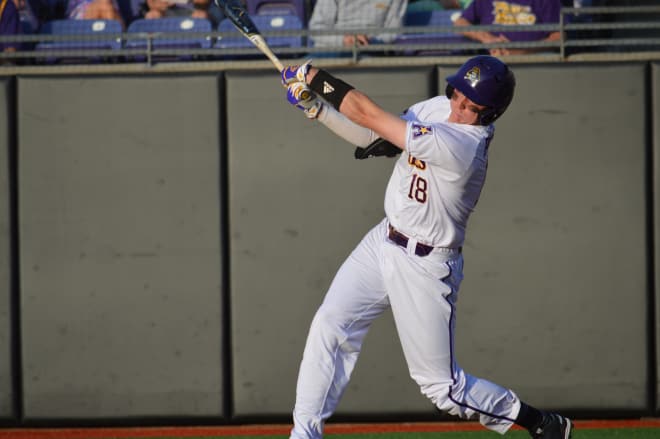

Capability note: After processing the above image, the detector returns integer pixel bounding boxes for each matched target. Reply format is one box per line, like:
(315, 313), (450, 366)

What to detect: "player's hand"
(281, 60), (312, 86)
(287, 82), (323, 119)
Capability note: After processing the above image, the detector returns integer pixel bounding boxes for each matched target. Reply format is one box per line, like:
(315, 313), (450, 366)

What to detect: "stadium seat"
(125, 17), (213, 60)
(215, 13), (304, 57)
(246, 0), (306, 22)
(34, 19), (123, 63)
(393, 9), (469, 55)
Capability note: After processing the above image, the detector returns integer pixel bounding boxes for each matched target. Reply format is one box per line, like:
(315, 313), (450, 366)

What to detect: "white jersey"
(384, 96), (495, 249)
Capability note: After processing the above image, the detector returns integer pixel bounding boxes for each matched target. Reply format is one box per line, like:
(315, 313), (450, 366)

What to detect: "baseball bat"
(214, 0), (284, 71)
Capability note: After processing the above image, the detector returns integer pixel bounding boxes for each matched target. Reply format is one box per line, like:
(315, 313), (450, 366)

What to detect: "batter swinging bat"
(214, 0), (284, 71)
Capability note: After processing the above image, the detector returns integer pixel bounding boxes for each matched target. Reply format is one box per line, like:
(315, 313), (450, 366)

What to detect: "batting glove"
(287, 82), (323, 119)
(281, 59), (312, 86)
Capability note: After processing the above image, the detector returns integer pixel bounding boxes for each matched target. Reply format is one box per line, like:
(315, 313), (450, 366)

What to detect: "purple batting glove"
(281, 59), (312, 86)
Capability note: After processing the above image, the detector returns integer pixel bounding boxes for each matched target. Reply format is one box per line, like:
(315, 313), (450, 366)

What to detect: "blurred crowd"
(1, 0), (658, 63)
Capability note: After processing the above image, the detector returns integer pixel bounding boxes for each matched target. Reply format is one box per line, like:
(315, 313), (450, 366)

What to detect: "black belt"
(388, 225), (461, 257)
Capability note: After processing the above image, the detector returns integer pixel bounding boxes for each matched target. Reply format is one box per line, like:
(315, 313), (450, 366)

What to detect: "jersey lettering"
(407, 155), (426, 170)
(492, 2), (536, 25)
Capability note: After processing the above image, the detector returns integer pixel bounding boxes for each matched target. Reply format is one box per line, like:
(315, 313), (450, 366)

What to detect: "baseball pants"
(290, 219), (521, 438)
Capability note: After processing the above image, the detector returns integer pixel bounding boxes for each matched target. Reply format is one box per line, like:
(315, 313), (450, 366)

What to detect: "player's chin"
(450, 115), (475, 125)
(458, 114), (479, 125)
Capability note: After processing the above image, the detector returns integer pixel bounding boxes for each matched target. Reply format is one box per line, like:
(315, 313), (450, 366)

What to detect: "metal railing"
(0, 5), (659, 73)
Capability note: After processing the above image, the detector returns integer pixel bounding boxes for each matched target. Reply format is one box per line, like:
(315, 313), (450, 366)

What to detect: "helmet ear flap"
(478, 109), (499, 126)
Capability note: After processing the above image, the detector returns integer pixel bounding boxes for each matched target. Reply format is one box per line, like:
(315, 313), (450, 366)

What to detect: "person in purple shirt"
(453, 0), (561, 55)
(0, 0), (21, 58)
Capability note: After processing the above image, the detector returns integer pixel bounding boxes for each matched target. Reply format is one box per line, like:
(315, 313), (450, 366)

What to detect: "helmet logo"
(464, 66), (480, 87)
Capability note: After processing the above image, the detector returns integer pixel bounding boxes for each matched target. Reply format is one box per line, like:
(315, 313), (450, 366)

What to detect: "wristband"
(309, 69), (355, 110)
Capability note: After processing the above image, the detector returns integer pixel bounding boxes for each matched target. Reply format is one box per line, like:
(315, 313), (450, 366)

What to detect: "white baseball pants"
(290, 219), (521, 438)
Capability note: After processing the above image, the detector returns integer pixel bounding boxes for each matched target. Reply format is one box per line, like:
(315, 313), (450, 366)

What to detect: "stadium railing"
(0, 5), (659, 71)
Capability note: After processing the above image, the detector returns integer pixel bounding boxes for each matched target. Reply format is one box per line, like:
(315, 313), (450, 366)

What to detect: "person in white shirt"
(308, 0), (407, 48)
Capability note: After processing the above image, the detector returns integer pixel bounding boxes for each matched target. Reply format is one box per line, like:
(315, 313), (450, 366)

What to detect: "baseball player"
(280, 56), (573, 439)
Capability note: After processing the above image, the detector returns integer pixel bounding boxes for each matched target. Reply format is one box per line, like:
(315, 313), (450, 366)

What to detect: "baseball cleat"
(530, 412), (573, 439)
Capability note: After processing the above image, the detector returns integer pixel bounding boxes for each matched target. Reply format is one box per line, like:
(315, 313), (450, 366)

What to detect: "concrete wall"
(443, 63), (648, 411)
(17, 75), (225, 419)
(226, 68), (434, 417)
(0, 61), (656, 423)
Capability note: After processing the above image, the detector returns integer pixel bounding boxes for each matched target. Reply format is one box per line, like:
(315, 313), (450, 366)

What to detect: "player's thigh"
(383, 246), (458, 377)
(320, 220), (389, 321)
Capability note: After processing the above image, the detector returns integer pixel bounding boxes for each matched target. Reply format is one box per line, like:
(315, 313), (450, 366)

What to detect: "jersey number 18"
(408, 174), (428, 203)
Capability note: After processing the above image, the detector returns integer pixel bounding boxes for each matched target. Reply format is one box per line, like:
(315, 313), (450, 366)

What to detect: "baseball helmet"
(445, 55), (516, 125)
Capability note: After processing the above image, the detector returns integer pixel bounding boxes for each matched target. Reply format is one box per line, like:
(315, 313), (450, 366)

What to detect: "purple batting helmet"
(445, 55), (516, 125)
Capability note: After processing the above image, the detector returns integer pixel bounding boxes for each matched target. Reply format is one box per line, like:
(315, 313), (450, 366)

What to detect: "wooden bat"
(214, 0), (284, 71)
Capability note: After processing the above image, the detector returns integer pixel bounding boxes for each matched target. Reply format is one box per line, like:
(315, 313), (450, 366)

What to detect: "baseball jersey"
(384, 96), (494, 249)
(461, 0), (561, 41)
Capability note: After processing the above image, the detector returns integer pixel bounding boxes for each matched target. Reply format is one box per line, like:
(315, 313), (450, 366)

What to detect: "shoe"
(530, 412), (573, 439)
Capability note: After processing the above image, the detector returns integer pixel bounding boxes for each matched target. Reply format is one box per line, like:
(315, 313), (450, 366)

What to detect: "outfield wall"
(0, 62), (656, 424)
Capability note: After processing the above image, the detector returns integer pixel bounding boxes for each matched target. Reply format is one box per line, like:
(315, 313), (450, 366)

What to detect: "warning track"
(1, 419), (660, 439)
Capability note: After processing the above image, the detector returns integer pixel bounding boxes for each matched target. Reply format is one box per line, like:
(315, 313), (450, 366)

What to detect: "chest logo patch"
(412, 124), (432, 138)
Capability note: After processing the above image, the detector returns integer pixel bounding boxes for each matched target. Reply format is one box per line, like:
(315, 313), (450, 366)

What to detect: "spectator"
(453, 0), (561, 55)
(308, 0), (408, 49)
(0, 0), (21, 62)
(142, 0), (211, 21)
(65, 0), (124, 27)
(15, 0), (39, 32)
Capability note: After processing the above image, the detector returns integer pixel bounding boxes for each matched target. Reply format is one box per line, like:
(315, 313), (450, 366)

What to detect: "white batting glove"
(287, 82), (323, 119)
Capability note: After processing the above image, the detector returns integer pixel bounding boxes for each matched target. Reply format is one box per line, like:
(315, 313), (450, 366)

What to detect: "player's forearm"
(317, 105), (379, 147)
(306, 67), (406, 149)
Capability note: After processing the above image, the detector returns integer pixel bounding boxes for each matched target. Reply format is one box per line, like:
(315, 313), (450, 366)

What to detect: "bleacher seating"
(215, 13), (304, 57)
(125, 17), (213, 60)
(35, 19), (123, 62)
(393, 9), (469, 56)
(246, 0), (306, 22)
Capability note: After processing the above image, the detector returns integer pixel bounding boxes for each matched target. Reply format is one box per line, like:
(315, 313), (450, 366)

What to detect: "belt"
(388, 225), (461, 257)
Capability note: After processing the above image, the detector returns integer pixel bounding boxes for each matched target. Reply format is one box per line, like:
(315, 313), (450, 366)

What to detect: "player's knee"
(309, 307), (348, 342)
(413, 368), (468, 412)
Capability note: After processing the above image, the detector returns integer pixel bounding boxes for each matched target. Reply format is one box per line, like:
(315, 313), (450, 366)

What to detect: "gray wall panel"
(0, 78), (14, 419)
(18, 76), (224, 418)
(228, 68), (436, 416)
(436, 63), (648, 410)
